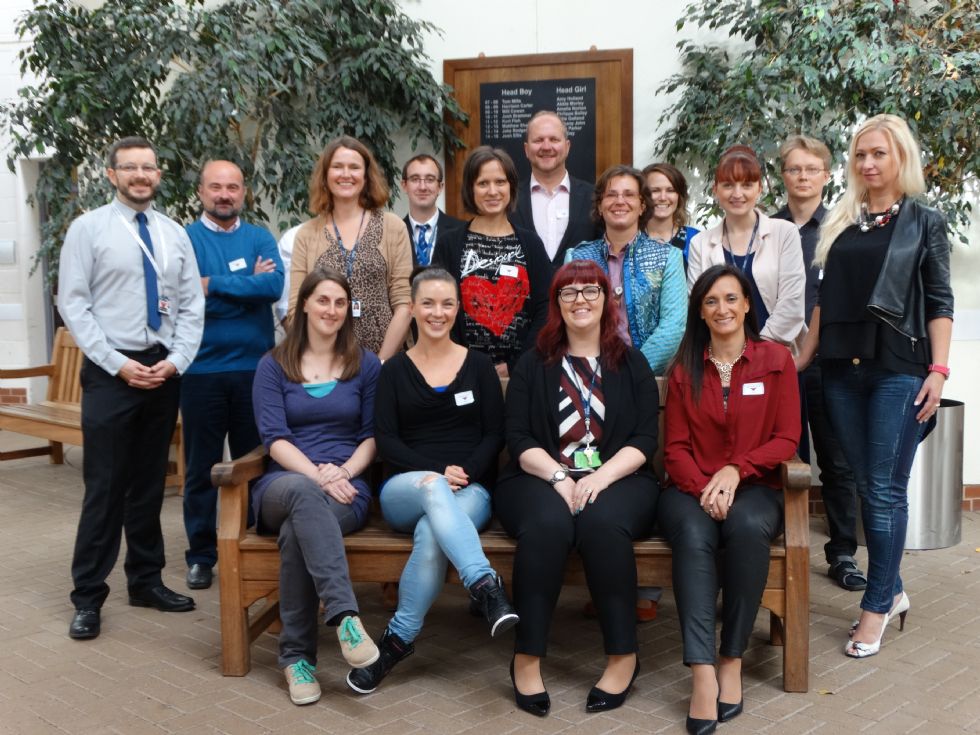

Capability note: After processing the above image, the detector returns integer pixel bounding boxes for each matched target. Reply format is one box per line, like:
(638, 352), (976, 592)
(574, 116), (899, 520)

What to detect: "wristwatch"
(548, 468), (569, 486)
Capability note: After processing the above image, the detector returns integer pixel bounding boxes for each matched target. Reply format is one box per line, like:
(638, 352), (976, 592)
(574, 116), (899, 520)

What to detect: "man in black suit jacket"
(512, 111), (601, 269)
(400, 154), (464, 267)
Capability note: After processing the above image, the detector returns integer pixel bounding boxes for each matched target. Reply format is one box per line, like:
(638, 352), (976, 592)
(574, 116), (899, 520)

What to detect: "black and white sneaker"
(346, 627), (414, 694)
(469, 574), (520, 637)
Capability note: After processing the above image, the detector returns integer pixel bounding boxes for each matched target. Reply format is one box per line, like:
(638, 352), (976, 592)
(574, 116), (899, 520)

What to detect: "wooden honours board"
(443, 49), (633, 218)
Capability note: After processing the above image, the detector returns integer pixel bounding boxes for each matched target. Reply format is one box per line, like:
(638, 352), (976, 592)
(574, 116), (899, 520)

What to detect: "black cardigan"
(433, 221), (552, 370)
(499, 346), (660, 484)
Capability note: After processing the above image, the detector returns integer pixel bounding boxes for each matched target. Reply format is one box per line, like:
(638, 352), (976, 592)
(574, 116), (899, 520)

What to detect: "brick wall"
(809, 484), (980, 514)
(0, 388), (26, 405)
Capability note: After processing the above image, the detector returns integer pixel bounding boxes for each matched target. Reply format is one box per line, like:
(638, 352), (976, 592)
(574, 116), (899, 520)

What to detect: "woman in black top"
(434, 146), (551, 377)
(494, 260), (660, 716)
(346, 268), (517, 695)
(799, 114), (953, 659)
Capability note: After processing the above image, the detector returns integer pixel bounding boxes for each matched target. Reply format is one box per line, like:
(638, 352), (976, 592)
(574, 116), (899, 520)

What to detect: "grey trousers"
(259, 473), (362, 668)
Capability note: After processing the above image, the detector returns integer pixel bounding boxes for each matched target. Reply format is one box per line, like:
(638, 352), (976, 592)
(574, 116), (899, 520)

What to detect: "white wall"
(2, 0), (978, 478)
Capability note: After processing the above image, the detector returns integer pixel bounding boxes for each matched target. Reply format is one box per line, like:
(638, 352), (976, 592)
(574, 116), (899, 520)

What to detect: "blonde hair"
(815, 115), (925, 267)
(778, 135), (831, 171)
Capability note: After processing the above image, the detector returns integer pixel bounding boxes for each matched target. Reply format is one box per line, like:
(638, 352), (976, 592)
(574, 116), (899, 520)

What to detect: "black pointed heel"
(686, 715), (717, 734)
(510, 658), (550, 717)
(717, 698), (743, 722)
(585, 657), (640, 713)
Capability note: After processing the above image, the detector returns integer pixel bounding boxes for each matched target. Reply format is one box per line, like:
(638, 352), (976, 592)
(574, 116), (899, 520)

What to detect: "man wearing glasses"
(58, 137), (204, 640)
(400, 154), (463, 267)
(774, 135), (863, 594)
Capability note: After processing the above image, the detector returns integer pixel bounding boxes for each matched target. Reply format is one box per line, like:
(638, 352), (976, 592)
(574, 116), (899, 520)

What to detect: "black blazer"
(433, 221), (552, 370)
(512, 174), (602, 269)
(499, 346), (660, 483)
(403, 210), (466, 267)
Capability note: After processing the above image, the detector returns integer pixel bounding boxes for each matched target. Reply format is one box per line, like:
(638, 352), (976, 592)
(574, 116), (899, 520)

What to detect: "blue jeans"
(381, 472), (494, 643)
(822, 360), (924, 614)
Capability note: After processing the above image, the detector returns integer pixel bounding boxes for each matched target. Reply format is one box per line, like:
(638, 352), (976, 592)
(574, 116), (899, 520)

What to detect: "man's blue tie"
(135, 211), (162, 331)
(416, 223), (431, 266)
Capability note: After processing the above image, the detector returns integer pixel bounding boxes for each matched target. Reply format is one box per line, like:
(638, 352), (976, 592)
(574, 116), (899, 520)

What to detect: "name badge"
(498, 264), (519, 278)
(557, 209), (569, 220)
(454, 390), (474, 406)
(228, 257), (247, 272)
(742, 382), (765, 396)
(351, 300), (362, 318)
(158, 296), (172, 316)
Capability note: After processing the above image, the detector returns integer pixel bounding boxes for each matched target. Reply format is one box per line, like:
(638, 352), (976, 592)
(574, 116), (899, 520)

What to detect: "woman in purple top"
(251, 267), (381, 706)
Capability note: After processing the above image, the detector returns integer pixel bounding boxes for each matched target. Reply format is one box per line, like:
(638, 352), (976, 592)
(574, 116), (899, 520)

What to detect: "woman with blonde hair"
(288, 136), (413, 359)
(798, 114), (953, 658)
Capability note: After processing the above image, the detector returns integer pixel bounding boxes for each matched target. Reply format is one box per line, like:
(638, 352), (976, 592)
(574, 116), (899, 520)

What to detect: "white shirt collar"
(530, 171), (570, 195)
(200, 213), (241, 233)
(408, 211), (440, 232)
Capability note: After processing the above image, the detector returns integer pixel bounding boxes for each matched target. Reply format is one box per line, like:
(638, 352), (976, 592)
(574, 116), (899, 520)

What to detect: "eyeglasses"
(558, 285), (603, 303)
(406, 175), (440, 185)
(783, 166), (825, 177)
(113, 163), (159, 174)
(602, 191), (640, 202)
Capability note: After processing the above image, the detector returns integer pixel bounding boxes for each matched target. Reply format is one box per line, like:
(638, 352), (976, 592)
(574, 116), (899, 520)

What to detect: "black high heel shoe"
(685, 715), (717, 734)
(510, 658), (550, 717)
(585, 656), (640, 713)
(718, 698), (743, 722)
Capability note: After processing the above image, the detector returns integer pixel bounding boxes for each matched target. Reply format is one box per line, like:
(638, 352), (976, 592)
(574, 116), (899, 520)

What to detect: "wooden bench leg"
(782, 575), (809, 692)
(219, 555), (251, 676)
(769, 611), (784, 646)
(49, 441), (64, 464)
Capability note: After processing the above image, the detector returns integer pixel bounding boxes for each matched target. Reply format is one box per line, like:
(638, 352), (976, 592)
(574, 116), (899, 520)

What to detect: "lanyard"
(332, 210), (366, 280)
(721, 212), (760, 268)
(116, 207), (169, 278)
(565, 355), (600, 445)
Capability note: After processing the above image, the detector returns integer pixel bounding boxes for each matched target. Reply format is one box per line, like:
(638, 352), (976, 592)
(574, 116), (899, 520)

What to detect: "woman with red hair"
(494, 260), (660, 717)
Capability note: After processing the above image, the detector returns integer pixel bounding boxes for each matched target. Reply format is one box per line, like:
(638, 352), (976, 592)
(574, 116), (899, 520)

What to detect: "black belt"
(119, 344), (167, 358)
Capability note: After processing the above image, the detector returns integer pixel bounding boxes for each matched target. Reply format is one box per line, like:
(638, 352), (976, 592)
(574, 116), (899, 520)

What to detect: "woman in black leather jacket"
(798, 114), (953, 660)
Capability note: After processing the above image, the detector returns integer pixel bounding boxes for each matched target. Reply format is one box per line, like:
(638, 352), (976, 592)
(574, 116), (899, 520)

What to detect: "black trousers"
(658, 484), (782, 664)
(803, 363), (859, 563)
(494, 472), (658, 657)
(180, 370), (259, 568)
(70, 350), (180, 609)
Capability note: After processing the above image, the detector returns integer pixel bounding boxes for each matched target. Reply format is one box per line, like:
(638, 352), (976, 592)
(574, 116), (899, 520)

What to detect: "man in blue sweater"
(183, 160), (284, 589)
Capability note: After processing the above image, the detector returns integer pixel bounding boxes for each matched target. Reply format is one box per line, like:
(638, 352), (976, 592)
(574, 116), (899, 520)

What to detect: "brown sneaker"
(283, 659), (321, 705)
(337, 615), (380, 668)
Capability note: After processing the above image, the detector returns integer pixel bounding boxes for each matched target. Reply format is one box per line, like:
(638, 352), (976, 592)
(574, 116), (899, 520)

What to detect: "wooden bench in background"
(213, 378), (811, 693)
(0, 327), (185, 488)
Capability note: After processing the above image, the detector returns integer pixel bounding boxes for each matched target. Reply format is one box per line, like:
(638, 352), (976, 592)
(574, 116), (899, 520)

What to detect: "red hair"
(536, 260), (628, 369)
(714, 144), (762, 184)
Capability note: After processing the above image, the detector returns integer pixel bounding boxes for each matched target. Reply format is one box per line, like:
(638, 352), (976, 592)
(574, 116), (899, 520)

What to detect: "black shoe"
(828, 555), (868, 591)
(468, 574), (519, 637)
(345, 627), (414, 695)
(686, 716), (717, 734)
(585, 656), (640, 713)
(510, 658), (549, 717)
(129, 585), (195, 612)
(69, 608), (100, 640)
(718, 698), (743, 722)
(186, 564), (213, 590)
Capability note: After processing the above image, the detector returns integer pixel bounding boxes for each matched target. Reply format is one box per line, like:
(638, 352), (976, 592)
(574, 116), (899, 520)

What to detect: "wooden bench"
(213, 427), (811, 692)
(0, 327), (185, 488)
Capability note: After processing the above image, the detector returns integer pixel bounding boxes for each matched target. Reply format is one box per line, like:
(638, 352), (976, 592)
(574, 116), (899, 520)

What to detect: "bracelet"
(927, 363), (950, 379)
(340, 466), (352, 480)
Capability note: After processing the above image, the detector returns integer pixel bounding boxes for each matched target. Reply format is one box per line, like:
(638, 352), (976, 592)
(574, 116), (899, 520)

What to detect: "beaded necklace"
(858, 197), (902, 233)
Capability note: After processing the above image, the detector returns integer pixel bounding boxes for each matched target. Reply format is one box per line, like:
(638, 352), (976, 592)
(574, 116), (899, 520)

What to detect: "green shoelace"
(338, 616), (364, 647)
(289, 659), (316, 684)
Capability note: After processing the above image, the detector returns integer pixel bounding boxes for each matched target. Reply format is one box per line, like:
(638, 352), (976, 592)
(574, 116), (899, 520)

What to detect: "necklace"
(707, 342), (747, 385)
(859, 197), (902, 233)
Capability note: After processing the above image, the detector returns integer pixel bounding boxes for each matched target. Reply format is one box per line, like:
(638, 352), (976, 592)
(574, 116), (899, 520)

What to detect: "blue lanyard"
(332, 210), (366, 280)
(565, 355), (600, 442)
(722, 212), (760, 269)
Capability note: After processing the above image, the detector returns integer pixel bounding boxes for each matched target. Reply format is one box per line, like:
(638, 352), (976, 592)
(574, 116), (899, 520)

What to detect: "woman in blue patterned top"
(251, 267), (381, 707)
(565, 165), (688, 375)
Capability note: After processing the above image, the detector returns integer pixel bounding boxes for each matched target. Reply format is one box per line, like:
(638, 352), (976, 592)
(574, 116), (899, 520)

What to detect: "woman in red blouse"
(661, 264), (799, 735)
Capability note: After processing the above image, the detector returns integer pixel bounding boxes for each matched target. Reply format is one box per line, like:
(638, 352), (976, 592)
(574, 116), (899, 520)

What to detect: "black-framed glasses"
(406, 175), (440, 185)
(558, 285), (604, 303)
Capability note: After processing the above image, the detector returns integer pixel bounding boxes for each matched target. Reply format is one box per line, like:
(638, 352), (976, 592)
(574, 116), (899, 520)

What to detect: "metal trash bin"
(857, 398), (964, 550)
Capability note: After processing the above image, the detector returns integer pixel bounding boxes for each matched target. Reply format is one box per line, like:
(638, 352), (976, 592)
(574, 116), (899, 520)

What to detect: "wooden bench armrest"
(214, 446), (268, 543)
(212, 445), (269, 487)
(781, 456), (810, 552)
(0, 365), (54, 379)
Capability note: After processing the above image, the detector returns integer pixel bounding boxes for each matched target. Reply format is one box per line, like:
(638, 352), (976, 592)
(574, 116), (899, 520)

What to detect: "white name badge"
(743, 382), (765, 396)
(351, 300), (362, 318)
(454, 390), (474, 406)
(498, 264), (519, 278)
(228, 257), (247, 271)
(557, 209), (569, 220)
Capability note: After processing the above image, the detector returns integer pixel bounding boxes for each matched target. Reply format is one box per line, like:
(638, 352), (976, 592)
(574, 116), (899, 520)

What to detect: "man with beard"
(512, 111), (600, 269)
(181, 160), (283, 590)
(58, 137), (204, 639)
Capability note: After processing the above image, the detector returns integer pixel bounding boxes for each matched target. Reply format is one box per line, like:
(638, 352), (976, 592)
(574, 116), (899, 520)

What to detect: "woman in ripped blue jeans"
(346, 267), (518, 694)
(798, 114), (953, 658)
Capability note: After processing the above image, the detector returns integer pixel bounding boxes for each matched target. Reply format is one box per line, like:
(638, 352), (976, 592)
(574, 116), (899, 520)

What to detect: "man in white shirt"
(400, 154), (464, 267)
(512, 111), (600, 268)
(57, 136), (204, 639)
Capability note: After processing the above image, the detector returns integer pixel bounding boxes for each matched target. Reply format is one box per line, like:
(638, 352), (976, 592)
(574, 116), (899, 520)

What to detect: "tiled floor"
(0, 442), (977, 734)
